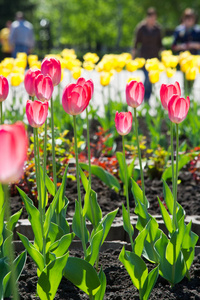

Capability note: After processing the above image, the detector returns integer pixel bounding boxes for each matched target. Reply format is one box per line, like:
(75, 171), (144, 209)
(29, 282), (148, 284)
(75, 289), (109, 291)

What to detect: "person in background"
(9, 11), (35, 58)
(132, 7), (163, 101)
(0, 21), (12, 60)
(172, 8), (200, 54)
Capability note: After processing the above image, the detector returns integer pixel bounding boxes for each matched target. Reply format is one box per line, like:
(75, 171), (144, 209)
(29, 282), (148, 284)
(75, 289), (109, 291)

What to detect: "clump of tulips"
(0, 56), (199, 300)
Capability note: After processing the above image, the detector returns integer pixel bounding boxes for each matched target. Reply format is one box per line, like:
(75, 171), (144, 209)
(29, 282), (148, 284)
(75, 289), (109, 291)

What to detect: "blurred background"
(0, 0), (200, 59)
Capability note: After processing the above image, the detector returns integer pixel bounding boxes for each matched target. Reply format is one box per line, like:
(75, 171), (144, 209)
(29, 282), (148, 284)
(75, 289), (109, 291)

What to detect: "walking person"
(9, 11), (35, 58)
(132, 8), (163, 101)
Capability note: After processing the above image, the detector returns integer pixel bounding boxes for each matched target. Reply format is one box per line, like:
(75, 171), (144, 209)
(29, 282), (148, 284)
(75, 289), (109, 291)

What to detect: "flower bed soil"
(16, 248), (200, 299)
(10, 169), (200, 220)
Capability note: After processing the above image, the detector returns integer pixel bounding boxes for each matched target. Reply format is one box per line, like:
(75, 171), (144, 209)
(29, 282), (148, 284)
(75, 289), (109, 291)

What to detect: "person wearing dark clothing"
(132, 8), (163, 101)
(172, 8), (200, 55)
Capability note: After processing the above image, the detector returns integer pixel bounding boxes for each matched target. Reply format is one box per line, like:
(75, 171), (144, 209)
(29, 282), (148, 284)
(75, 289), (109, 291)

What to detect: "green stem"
(122, 135), (134, 251)
(50, 96), (57, 191)
(43, 119), (47, 211)
(134, 107), (146, 206)
(170, 121), (175, 198)
(0, 101), (3, 124)
(173, 124), (179, 230)
(34, 128), (46, 266)
(33, 129), (39, 197)
(3, 185), (19, 300)
(73, 115), (87, 257)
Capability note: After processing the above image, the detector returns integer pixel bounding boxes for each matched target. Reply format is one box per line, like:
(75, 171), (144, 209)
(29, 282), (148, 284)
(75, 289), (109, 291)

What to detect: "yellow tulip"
(166, 68), (176, 78)
(29, 61), (41, 69)
(134, 57), (145, 68)
(61, 48), (76, 59)
(83, 61), (95, 71)
(10, 73), (24, 86)
(126, 60), (138, 72)
(17, 52), (27, 61)
(1, 68), (11, 77)
(148, 70), (160, 84)
(12, 67), (25, 75)
(28, 55), (38, 66)
(145, 58), (160, 71)
(71, 67), (82, 80)
(127, 76), (141, 83)
(14, 58), (27, 70)
(100, 72), (112, 86)
(83, 52), (99, 64)
(185, 67), (197, 81)
(65, 59), (82, 71)
(1, 58), (14, 70)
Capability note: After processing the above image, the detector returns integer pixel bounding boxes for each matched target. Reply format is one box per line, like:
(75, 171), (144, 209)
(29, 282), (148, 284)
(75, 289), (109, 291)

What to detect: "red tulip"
(0, 122), (28, 183)
(62, 82), (90, 115)
(26, 100), (49, 128)
(160, 81), (181, 110)
(24, 68), (41, 97)
(0, 75), (9, 102)
(126, 81), (145, 108)
(35, 74), (54, 102)
(168, 95), (190, 124)
(41, 57), (61, 86)
(76, 77), (94, 102)
(115, 111), (133, 135)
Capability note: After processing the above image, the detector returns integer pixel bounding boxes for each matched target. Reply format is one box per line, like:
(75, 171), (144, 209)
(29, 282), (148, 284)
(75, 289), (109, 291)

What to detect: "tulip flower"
(76, 77), (94, 102)
(160, 81), (181, 110)
(126, 80), (145, 108)
(62, 82), (90, 115)
(168, 94), (190, 124)
(148, 70), (160, 84)
(26, 100), (48, 128)
(24, 68), (41, 97)
(0, 75), (9, 102)
(35, 74), (54, 102)
(115, 111), (132, 136)
(41, 57), (61, 86)
(0, 122), (28, 183)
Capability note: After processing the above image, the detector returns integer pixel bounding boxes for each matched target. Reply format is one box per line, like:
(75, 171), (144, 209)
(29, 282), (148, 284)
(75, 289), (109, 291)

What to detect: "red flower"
(76, 77), (94, 102)
(126, 81), (144, 108)
(0, 122), (28, 183)
(35, 74), (54, 102)
(115, 111), (133, 135)
(0, 75), (9, 102)
(24, 68), (41, 97)
(160, 81), (181, 110)
(168, 94), (190, 124)
(26, 100), (49, 128)
(41, 57), (61, 86)
(62, 80), (91, 115)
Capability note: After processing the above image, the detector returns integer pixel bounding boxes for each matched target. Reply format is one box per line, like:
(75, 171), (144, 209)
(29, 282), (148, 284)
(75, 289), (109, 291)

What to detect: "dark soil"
(17, 248), (200, 299)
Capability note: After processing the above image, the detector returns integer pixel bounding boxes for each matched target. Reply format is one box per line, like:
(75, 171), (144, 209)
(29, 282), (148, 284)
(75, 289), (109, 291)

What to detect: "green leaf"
(131, 179), (149, 208)
(182, 221), (198, 271)
(96, 208), (118, 245)
(37, 253), (69, 300)
(162, 180), (173, 215)
(72, 200), (89, 245)
(0, 184), (4, 211)
(57, 165), (68, 214)
(17, 233), (44, 272)
(79, 162), (120, 191)
(45, 222), (65, 252)
(0, 204), (5, 247)
(49, 233), (75, 257)
(63, 257), (100, 296)
(119, 247), (148, 290)
(133, 221), (149, 257)
(17, 187), (43, 252)
(143, 218), (161, 263)
(122, 203), (134, 240)
(157, 197), (173, 233)
(7, 209), (22, 232)
(87, 229), (103, 266)
(0, 258), (9, 300)
(94, 268), (106, 300)
(116, 151), (125, 183)
(44, 188), (60, 238)
(141, 266), (159, 300)
(162, 154), (191, 181)
(44, 172), (56, 197)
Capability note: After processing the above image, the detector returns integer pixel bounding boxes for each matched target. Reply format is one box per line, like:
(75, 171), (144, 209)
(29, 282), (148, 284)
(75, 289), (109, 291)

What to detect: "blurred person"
(0, 21), (12, 60)
(9, 11), (35, 58)
(172, 8), (200, 54)
(132, 7), (163, 101)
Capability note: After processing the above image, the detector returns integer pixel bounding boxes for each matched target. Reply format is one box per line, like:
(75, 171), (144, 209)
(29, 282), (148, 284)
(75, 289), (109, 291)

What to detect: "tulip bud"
(35, 74), (54, 102)
(115, 111), (133, 136)
(41, 57), (61, 86)
(126, 80), (144, 108)
(24, 68), (41, 97)
(26, 100), (49, 128)
(0, 75), (9, 102)
(160, 81), (181, 110)
(0, 122), (28, 183)
(168, 95), (190, 124)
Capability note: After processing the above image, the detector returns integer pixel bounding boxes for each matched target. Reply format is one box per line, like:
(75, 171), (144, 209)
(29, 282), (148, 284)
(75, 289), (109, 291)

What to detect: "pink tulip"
(0, 122), (28, 183)
(76, 77), (94, 102)
(41, 57), (61, 86)
(35, 74), (54, 102)
(115, 111), (133, 136)
(0, 75), (9, 102)
(160, 81), (181, 110)
(126, 81), (145, 108)
(62, 82), (90, 115)
(168, 95), (190, 124)
(24, 68), (41, 97)
(26, 100), (49, 128)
